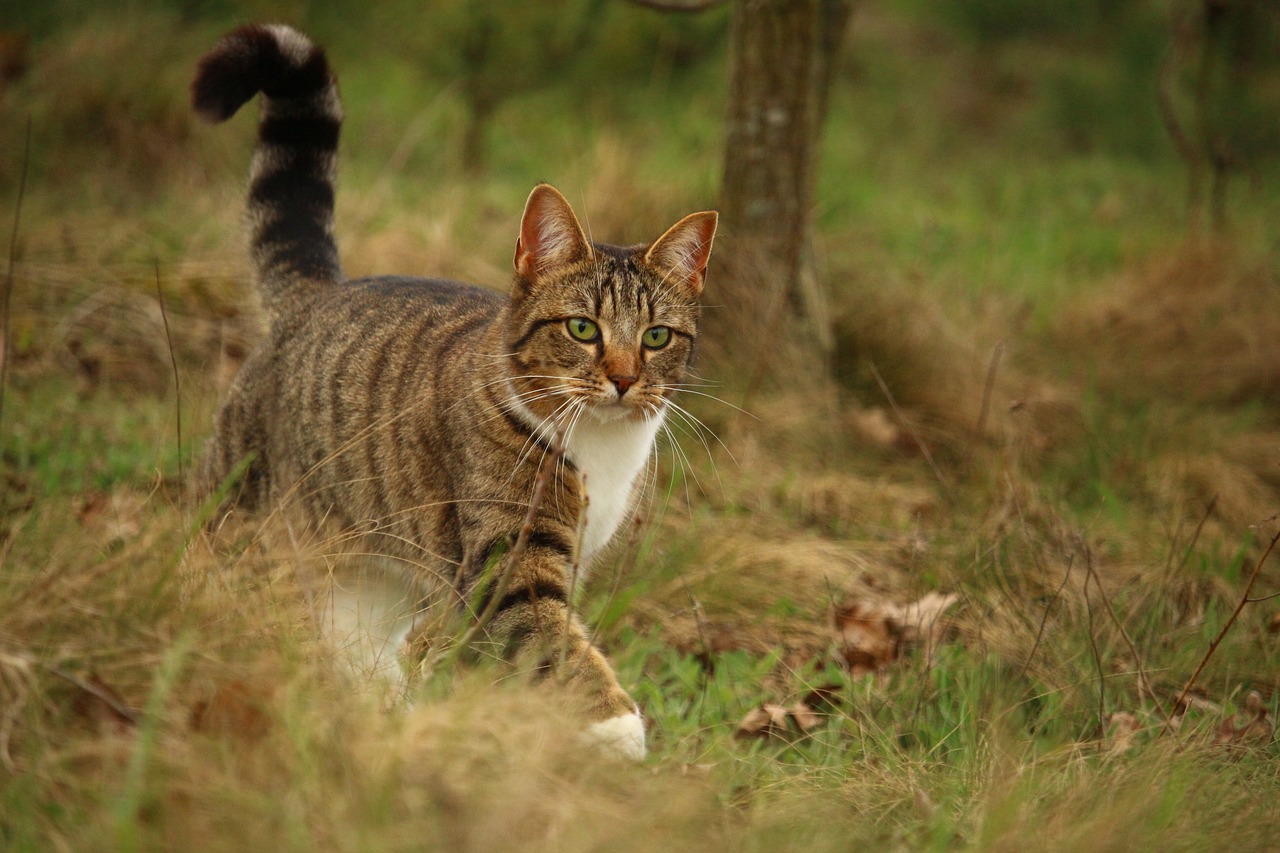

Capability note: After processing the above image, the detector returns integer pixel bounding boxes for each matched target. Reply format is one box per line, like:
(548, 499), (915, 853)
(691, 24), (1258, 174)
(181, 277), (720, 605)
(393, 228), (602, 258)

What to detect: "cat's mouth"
(586, 389), (667, 425)
(508, 375), (658, 427)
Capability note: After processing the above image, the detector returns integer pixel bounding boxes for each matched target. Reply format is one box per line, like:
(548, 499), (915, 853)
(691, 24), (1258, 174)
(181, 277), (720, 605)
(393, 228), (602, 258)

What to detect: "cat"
(192, 23), (716, 760)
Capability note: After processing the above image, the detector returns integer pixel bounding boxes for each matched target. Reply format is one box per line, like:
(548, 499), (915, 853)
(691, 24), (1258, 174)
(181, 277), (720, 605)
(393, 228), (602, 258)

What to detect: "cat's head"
(505, 184), (716, 426)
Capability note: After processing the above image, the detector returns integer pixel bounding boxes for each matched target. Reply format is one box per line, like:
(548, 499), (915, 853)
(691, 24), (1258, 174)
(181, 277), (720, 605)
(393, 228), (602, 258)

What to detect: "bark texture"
(708, 0), (853, 383)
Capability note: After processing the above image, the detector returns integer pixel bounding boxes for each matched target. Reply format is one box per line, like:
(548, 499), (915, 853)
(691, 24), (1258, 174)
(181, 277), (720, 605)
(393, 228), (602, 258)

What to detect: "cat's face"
(506, 185), (717, 427)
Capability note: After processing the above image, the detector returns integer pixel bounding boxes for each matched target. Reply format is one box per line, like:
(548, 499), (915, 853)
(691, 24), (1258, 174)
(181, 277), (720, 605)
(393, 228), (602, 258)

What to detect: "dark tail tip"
(191, 24), (329, 124)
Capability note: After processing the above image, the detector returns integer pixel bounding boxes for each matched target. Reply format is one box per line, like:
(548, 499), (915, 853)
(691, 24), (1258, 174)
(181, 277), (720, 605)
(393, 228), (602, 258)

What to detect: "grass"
(3, 3), (1279, 851)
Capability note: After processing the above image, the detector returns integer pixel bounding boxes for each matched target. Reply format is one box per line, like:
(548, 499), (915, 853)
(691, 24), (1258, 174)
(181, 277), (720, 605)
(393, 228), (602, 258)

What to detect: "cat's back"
(269, 274), (504, 364)
(232, 275), (507, 518)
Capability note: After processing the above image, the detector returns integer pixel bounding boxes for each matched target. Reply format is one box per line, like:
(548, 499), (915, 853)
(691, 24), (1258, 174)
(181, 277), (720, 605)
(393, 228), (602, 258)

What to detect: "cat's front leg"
(471, 552), (646, 760)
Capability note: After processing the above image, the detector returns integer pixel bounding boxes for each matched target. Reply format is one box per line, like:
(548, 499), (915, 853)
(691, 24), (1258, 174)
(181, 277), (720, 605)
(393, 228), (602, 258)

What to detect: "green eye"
(642, 326), (671, 349)
(566, 317), (599, 342)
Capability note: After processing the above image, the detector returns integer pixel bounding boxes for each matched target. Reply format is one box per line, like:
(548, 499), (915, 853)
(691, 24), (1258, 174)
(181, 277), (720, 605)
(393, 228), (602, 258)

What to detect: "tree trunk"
(707, 0), (853, 385)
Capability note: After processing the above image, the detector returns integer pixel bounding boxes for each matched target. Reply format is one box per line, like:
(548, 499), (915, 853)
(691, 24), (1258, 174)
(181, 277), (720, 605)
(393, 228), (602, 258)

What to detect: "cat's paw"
(584, 711), (646, 761)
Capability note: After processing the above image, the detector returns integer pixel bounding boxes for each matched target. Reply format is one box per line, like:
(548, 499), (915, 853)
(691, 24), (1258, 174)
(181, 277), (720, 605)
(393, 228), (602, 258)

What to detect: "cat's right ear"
(514, 184), (593, 287)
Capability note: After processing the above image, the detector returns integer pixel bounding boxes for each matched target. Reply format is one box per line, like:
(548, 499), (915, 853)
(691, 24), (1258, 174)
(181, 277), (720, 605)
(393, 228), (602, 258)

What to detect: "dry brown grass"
(3, 12), (1278, 846)
(1058, 240), (1280, 406)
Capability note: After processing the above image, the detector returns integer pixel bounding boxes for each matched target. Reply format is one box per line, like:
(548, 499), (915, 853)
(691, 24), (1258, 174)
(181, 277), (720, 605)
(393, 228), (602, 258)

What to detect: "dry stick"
(1079, 543), (1169, 723)
(1080, 559), (1107, 742)
(154, 262), (184, 494)
(44, 665), (140, 726)
(1170, 529), (1280, 725)
(868, 361), (950, 494)
(974, 340), (1004, 439)
(1017, 552), (1074, 683)
(1171, 494), (1217, 577)
(682, 583), (726, 719)
(0, 119), (31, 437)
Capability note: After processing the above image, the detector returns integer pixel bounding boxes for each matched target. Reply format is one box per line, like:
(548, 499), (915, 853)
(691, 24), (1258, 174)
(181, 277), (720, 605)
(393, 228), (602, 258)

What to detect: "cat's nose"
(610, 375), (637, 396)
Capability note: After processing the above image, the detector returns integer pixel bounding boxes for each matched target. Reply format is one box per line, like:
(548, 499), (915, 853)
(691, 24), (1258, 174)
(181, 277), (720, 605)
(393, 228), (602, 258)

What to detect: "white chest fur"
(563, 412), (663, 560)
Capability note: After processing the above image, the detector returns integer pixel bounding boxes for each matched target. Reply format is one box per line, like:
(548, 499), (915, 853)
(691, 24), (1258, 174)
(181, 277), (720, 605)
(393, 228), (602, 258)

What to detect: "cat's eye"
(566, 317), (600, 342)
(642, 326), (671, 349)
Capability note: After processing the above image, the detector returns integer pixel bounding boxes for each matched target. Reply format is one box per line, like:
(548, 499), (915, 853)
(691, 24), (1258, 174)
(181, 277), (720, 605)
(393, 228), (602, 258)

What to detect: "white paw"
(584, 712), (646, 761)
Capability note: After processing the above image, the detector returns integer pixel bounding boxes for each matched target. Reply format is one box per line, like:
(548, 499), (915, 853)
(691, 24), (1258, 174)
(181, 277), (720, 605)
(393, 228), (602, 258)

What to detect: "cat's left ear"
(514, 184), (593, 286)
(644, 210), (718, 297)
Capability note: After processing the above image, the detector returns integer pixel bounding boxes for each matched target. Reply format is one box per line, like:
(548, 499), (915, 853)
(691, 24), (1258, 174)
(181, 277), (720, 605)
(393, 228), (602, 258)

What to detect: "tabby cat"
(192, 24), (716, 759)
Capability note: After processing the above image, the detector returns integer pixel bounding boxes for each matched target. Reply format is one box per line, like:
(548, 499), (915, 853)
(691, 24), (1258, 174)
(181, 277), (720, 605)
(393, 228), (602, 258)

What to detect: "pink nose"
(610, 375), (637, 396)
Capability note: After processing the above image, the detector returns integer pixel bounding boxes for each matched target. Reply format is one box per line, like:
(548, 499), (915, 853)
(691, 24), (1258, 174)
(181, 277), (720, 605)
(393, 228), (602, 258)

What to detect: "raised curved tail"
(192, 24), (343, 308)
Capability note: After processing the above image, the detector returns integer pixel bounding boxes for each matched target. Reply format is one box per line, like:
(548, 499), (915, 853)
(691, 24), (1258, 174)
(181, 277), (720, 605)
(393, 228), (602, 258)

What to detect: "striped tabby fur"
(193, 24), (717, 758)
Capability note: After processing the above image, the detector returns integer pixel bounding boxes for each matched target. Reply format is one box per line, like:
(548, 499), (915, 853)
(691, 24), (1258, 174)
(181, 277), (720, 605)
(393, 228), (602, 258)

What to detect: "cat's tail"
(192, 24), (343, 309)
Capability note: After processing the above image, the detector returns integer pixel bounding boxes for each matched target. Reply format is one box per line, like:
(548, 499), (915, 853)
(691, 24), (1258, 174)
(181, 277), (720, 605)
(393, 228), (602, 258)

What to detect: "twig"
(974, 340), (1004, 438)
(1170, 530), (1280, 722)
(1017, 553), (1074, 683)
(154, 262), (184, 493)
(0, 118), (31, 436)
(1080, 552), (1107, 742)
(1079, 542), (1168, 722)
(44, 665), (140, 726)
(868, 361), (950, 493)
(1172, 494), (1217, 577)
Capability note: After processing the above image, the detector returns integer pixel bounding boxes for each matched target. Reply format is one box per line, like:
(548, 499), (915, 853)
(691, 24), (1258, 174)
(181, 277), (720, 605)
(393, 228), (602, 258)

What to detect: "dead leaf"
(1268, 613), (1280, 635)
(736, 704), (791, 739)
(1105, 711), (1142, 754)
(801, 683), (844, 714)
(834, 600), (899, 676)
(76, 491), (109, 525)
(789, 702), (822, 734)
(886, 591), (960, 665)
(735, 701), (825, 740)
(190, 680), (273, 741)
(1214, 691), (1273, 749)
(834, 591), (960, 675)
(76, 490), (144, 541)
(845, 406), (901, 448)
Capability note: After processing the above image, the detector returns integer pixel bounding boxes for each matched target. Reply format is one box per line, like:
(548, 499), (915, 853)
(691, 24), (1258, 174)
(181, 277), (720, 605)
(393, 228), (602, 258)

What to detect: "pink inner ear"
(647, 211), (718, 292)
(516, 185), (591, 280)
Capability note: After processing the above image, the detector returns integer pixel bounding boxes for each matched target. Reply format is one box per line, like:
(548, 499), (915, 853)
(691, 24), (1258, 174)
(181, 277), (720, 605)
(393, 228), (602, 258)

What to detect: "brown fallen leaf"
(885, 591), (960, 666)
(845, 406), (901, 448)
(736, 703), (791, 739)
(1268, 613), (1280, 635)
(1214, 691), (1273, 749)
(735, 701), (825, 740)
(789, 702), (822, 734)
(834, 592), (960, 675)
(833, 600), (899, 676)
(1105, 711), (1142, 754)
(76, 490), (144, 541)
(190, 679), (273, 741)
(801, 683), (844, 714)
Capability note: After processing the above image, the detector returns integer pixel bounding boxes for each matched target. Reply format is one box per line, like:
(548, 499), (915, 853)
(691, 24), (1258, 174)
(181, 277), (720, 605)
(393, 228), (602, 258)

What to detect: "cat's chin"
(584, 400), (657, 425)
